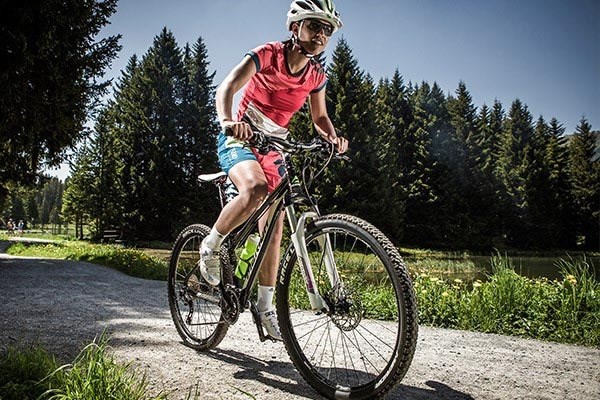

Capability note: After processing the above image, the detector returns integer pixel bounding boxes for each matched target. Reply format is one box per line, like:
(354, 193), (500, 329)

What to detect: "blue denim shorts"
(217, 132), (256, 174)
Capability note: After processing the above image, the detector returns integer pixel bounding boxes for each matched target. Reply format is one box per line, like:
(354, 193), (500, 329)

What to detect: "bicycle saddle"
(198, 172), (227, 183)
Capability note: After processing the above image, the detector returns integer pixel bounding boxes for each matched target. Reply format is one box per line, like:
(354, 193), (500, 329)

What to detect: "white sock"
(257, 285), (275, 312)
(204, 226), (225, 250)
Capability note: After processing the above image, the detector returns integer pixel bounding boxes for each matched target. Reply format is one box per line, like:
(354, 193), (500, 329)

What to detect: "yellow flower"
(430, 277), (440, 283)
(453, 278), (463, 284)
(566, 275), (577, 285)
(473, 281), (482, 288)
(421, 289), (427, 295)
(442, 291), (449, 297)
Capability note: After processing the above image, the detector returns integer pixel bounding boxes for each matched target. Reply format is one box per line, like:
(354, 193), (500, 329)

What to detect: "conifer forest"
(2, 23), (599, 251)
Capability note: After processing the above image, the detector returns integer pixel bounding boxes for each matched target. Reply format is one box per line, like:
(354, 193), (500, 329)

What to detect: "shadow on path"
(203, 347), (316, 399)
(202, 347), (474, 400)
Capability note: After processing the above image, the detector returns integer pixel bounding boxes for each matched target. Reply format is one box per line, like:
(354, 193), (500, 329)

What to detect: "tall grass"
(0, 337), (167, 400)
(0, 345), (58, 400)
(415, 253), (599, 345)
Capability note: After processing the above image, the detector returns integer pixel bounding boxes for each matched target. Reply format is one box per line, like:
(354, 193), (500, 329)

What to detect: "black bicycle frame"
(222, 153), (305, 307)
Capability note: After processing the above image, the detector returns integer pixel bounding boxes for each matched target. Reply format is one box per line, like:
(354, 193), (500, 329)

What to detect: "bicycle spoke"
(168, 225), (230, 350)
(291, 313), (330, 328)
(279, 215), (417, 398)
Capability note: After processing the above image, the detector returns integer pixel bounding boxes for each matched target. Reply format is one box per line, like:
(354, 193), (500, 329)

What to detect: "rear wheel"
(276, 214), (418, 399)
(168, 224), (231, 350)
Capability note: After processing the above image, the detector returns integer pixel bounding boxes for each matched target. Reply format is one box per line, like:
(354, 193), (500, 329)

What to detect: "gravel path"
(1, 249), (599, 399)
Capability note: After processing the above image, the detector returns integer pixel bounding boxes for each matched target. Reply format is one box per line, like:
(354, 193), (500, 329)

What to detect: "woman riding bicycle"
(199, 0), (349, 340)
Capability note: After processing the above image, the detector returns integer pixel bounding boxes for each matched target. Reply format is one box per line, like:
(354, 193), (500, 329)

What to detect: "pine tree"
(110, 54), (147, 238)
(39, 178), (63, 229)
(496, 99), (534, 246)
(90, 105), (124, 235)
(27, 194), (39, 227)
(62, 145), (95, 238)
(65, 29), (222, 241)
(476, 104), (494, 174)
(321, 38), (382, 227)
(568, 117), (599, 250)
(525, 116), (553, 247)
(9, 196), (26, 224)
(402, 82), (450, 247)
(109, 28), (188, 240)
(180, 37), (220, 226)
(489, 99), (505, 174)
(546, 118), (573, 247)
(382, 79), (438, 244)
(373, 70), (414, 239)
(445, 81), (499, 248)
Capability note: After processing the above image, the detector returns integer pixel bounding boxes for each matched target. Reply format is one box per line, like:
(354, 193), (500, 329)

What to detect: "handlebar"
(224, 127), (349, 161)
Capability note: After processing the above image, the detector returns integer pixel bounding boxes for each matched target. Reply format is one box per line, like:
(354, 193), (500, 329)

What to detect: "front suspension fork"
(285, 205), (341, 312)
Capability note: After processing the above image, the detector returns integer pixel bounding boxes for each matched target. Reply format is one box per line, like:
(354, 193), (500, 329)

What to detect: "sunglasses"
(304, 19), (334, 37)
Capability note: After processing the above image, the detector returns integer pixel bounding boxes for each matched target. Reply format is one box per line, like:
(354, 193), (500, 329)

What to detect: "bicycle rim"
(168, 224), (229, 350)
(277, 214), (418, 399)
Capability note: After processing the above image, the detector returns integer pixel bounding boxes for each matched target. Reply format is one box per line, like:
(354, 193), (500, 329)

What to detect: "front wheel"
(168, 224), (231, 350)
(276, 214), (418, 399)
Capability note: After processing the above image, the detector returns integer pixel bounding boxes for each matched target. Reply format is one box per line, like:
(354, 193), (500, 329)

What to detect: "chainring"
(221, 285), (241, 325)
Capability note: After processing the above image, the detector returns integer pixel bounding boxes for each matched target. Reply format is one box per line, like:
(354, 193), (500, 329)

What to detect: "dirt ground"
(1, 248), (598, 399)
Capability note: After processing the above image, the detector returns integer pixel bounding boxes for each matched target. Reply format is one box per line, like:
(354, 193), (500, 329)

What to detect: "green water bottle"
(235, 233), (260, 280)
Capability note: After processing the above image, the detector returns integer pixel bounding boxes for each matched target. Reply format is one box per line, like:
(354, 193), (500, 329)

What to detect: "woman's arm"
(215, 55), (256, 140)
(309, 89), (349, 153)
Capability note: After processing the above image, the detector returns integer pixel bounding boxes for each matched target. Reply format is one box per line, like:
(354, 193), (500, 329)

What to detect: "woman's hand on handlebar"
(223, 120), (253, 141)
(332, 136), (349, 154)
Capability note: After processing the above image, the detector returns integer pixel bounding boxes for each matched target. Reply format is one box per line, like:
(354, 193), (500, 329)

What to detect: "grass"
(6, 241), (168, 281)
(0, 345), (58, 400)
(413, 253), (599, 346)
(0, 336), (168, 400)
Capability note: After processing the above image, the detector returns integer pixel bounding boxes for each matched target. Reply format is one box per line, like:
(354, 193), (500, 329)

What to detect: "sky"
(48, 0), (600, 179)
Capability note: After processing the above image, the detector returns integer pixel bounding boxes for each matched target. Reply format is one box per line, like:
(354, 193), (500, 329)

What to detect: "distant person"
(17, 220), (24, 236)
(6, 218), (14, 234)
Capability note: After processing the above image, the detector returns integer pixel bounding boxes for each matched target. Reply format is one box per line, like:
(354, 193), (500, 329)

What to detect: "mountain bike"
(167, 131), (418, 399)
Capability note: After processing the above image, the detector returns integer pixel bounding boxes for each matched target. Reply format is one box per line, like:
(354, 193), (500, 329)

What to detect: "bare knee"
(239, 180), (268, 208)
(228, 160), (268, 211)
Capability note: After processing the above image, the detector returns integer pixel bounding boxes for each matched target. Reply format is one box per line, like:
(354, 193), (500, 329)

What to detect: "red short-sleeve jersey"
(236, 41), (327, 128)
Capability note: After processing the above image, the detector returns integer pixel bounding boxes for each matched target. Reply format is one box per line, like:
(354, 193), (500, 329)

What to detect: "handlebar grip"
(223, 124), (260, 139)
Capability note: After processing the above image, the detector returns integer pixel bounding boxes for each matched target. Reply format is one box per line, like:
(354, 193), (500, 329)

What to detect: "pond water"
(469, 255), (600, 281)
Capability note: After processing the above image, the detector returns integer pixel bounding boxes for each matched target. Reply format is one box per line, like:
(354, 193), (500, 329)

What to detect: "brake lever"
(247, 131), (271, 155)
(317, 139), (350, 162)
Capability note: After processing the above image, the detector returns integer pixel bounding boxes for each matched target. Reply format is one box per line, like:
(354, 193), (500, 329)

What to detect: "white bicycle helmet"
(286, 0), (343, 33)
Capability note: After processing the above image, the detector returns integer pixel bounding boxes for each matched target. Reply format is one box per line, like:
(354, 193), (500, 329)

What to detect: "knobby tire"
(276, 214), (418, 399)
